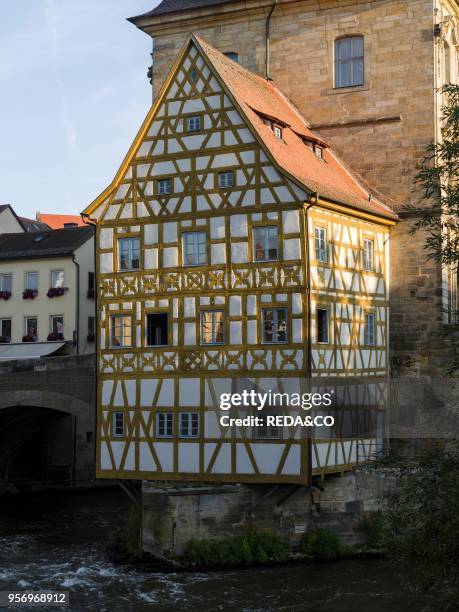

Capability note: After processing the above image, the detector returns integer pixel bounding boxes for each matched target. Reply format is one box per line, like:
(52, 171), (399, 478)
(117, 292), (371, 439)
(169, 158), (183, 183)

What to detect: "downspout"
(72, 254), (80, 354)
(303, 194), (318, 487)
(265, 0), (278, 80)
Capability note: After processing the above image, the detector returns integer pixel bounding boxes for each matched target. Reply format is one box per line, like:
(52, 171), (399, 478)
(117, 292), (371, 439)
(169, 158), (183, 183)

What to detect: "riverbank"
(0, 489), (429, 611)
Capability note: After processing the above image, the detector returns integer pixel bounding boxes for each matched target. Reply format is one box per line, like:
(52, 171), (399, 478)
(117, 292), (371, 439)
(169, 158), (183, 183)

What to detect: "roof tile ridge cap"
(327, 148), (395, 214)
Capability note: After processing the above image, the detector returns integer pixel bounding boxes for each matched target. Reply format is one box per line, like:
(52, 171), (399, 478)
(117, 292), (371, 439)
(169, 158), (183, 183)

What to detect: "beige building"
(0, 227), (95, 358)
(129, 0), (459, 364)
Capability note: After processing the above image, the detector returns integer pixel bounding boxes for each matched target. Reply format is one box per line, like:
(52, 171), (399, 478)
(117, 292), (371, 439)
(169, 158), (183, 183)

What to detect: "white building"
(0, 227), (95, 359)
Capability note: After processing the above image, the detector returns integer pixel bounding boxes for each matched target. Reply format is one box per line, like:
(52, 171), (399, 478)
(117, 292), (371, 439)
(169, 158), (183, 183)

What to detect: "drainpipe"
(72, 254), (80, 354)
(303, 194), (319, 487)
(265, 0), (278, 80)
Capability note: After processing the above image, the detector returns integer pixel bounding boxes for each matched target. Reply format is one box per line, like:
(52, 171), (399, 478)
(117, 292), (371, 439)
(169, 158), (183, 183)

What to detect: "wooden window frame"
(316, 307), (330, 344)
(112, 412), (125, 438)
(179, 412), (200, 438)
(145, 310), (170, 348)
(364, 311), (376, 346)
(261, 307), (289, 344)
(334, 35), (364, 89)
(200, 309), (225, 346)
(155, 176), (173, 196)
(184, 113), (204, 133)
(314, 226), (328, 264)
(363, 237), (375, 272)
(156, 412), (174, 438)
(109, 314), (133, 349)
(252, 223), (280, 262)
(117, 236), (141, 272)
(181, 229), (208, 267)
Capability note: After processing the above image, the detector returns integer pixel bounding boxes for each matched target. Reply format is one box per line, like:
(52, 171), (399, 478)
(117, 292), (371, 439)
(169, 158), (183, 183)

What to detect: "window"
(186, 115), (201, 132)
(157, 178), (171, 196)
(25, 272), (38, 290)
(110, 315), (132, 347)
(273, 125), (283, 140)
(363, 238), (374, 271)
(118, 238), (140, 271)
(182, 231), (207, 266)
(25, 317), (38, 339)
(364, 313), (376, 346)
(255, 412), (281, 439)
(179, 413), (199, 437)
(190, 68), (197, 81)
(253, 226), (279, 261)
(224, 52), (239, 62)
(201, 311), (225, 345)
(317, 309), (329, 343)
(335, 36), (364, 88)
(50, 315), (64, 335)
(156, 412), (173, 438)
(218, 171), (234, 189)
(314, 227), (328, 263)
(146, 313), (168, 346)
(88, 272), (95, 291)
(315, 145), (324, 160)
(0, 319), (11, 343)
(262, 308), (288, 343)
(113, 412), (125, 437)
(88, 316), (95, 336)
(0, 274), (12, 293)
(51, 270), (64, 288)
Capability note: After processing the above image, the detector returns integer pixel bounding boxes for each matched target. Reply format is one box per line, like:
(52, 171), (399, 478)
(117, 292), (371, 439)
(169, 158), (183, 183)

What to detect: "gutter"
(265, 0), (277, 80)
(72, 253), (80, 354)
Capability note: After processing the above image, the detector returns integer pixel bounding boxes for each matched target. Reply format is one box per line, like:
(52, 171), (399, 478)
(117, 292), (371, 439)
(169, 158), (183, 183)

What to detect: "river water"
(0, 489), (427, 611)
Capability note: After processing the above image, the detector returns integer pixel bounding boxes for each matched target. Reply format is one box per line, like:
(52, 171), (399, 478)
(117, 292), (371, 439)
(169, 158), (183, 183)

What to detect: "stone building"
(129, 0), (459, 367)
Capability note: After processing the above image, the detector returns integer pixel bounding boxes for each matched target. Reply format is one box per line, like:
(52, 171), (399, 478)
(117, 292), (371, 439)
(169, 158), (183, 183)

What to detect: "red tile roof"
(37, 214), (86, 229)
(194, 35), (397, 221)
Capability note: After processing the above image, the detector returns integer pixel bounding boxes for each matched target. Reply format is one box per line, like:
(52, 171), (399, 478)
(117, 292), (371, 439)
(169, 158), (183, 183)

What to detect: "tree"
(414, 84), (459, 270)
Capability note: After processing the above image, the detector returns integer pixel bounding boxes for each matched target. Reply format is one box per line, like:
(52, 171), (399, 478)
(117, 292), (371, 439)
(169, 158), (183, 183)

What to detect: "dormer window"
(273, 125), (283, 140)
(315, 145), (324, 160)
(262, 117), (283, 140)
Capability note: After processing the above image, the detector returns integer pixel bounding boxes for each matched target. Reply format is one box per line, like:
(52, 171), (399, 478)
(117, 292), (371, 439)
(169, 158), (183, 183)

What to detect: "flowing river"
(0, 489), (427, 611)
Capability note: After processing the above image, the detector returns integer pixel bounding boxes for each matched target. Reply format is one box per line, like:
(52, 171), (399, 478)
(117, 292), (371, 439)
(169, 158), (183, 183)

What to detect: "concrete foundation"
(142, 469), (397, 556)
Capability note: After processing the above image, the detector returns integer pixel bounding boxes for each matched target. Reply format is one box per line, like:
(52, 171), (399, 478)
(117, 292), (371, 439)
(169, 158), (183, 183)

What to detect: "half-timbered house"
(82, 35), (397, 485)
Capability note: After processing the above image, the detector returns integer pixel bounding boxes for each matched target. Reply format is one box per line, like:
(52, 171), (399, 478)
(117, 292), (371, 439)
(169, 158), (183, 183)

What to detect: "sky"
(0, 1), (160, 220)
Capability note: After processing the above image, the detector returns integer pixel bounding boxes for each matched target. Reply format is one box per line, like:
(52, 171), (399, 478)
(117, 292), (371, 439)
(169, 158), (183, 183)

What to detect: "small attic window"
(224, 52), (239, 63)
(273, 125), (283, 140)
(314, 145), (324, 160)
(34, 235), (45, 243)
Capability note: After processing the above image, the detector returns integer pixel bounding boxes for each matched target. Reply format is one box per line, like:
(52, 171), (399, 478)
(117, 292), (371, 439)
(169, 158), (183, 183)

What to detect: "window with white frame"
(182, 231), (207, 266)
(335, 36), (364, 88)
(0, 274), (12, 293)
(25, 272), (38, 290)
(51, 270), (64, 288)
(363, 238), (374, 271)
(315, 145), (324, 160)
(179, 413), (199, 437)
(186, 115), (201, 132)
(110, 315), (132, 347)
(273, 125), (283, 140)
(50, 315), (64, 336)
(314, 227), (328, 263)
(156, 412), (173, 438)
(24, 317), (38, 339)
(157, 178), (171, 196)
(113, 412), (125, 437)
(118, 237), (140, 271)
(218, 171), (234, 188)
(201, 311), (225, 344)
(146, 313), (168, 346)
(317, 308), (329, 343)
(0, 319), (11, 342)
(253, 225), (279, 261)
(364, 313), (376, 346)
(262, 308), (288, 343)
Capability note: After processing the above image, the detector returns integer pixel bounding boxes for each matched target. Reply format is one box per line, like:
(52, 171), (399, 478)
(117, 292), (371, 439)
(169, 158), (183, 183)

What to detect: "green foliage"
(358, 512), (385, 549)
(380, 443), (459, 610)
(117, 503), (143, 562)
(300, 528), (346, 560)
(182, 528), (289, 568)
(413, 84), (459, 271)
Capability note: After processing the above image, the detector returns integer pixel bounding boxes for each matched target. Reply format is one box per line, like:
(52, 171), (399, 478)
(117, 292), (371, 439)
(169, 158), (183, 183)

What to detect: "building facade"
(83, 36), (395, 484)
(0, 227), (95, 357)
(129, 0), (459, 364)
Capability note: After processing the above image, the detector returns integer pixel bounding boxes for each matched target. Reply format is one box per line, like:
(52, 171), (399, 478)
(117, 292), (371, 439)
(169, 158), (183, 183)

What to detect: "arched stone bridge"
(0, 354), (95, 493)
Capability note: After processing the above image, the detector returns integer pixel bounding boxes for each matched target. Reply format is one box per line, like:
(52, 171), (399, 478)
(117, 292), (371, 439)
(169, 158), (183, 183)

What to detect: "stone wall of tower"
(136, 0), (457, 365)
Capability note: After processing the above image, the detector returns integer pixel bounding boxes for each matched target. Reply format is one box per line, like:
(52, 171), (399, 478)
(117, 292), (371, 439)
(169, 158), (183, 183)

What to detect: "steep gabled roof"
(0, 204), (27, 232)
(0, 227), (94, 261)
(83, 34), (396, 223)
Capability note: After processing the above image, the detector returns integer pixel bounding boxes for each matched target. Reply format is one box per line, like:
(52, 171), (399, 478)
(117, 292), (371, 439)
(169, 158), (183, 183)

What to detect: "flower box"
(0, 336), (11, 344)
(47, 287), (68, 298)
(47, 332), (64, 342)
(87, 333), (95, 343)
(23, 289), (38, 299)
(22, 334), (37, 342)
(0, 291), (11, 300)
